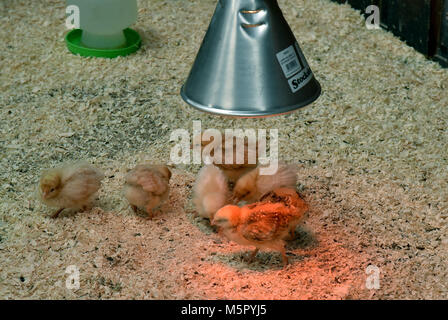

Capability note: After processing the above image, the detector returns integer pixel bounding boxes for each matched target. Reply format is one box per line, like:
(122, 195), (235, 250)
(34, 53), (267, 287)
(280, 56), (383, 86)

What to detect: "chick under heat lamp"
(212, 188), (309, 266)
(191, 132), (259, 183)
(192, 133), (310, 266)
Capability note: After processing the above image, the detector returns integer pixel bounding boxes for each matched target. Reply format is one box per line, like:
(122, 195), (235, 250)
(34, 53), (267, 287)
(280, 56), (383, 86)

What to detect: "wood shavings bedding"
(0, 0), (447, 299)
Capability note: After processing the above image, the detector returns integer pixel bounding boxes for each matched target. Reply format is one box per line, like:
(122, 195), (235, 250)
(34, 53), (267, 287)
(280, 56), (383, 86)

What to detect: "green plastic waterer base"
(65, 28), (141, 58)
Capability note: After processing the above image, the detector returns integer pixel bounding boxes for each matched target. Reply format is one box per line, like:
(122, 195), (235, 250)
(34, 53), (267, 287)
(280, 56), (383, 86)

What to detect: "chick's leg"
(248, 248), (259, 263)
(51, 208), (65, 219)
(284, 228), (296, 241)
(280, 247), (289, 266)
(145, 197), (160, 219)
(80, 205), (91, 212)
(145, 208), (154, 219)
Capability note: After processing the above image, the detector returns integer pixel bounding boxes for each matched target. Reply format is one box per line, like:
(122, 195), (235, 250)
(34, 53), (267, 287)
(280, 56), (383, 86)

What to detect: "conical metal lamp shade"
(181, 0), (321, 117)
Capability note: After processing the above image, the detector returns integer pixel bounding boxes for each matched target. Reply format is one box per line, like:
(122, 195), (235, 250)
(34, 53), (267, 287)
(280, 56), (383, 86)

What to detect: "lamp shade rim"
(180, 81), (322, 118)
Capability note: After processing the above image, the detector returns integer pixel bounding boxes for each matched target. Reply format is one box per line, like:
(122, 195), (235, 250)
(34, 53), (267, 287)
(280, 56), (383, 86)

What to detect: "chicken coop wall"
(435, 0), (448, 66)
(330, 0), (448, 67)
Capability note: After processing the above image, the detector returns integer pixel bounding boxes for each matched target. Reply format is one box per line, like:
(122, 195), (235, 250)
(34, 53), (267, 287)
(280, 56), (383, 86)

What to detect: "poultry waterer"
(65, 0), (141, 58)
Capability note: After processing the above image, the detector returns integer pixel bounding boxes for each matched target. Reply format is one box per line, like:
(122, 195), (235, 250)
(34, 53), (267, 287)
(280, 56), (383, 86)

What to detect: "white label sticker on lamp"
(276, 45), (303, 78)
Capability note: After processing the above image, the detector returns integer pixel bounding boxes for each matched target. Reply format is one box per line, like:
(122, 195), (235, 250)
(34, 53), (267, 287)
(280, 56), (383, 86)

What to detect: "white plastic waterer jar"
(67, 0), (137, 49)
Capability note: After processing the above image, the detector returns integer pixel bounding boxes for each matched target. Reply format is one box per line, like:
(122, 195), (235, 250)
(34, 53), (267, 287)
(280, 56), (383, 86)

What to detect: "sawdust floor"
(1, 0), (447, 299)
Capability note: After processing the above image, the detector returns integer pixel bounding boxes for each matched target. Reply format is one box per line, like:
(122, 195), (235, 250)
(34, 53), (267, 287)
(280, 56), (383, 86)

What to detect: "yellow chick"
(37, 161), (104, 218)
(192, 132), (258, 183)
(124, 164), (171, 218)
(212, 201), (307, 266)
(259, 188), (309, 240)
(232, 164), (297, 203)
(193, 164), (230, 220)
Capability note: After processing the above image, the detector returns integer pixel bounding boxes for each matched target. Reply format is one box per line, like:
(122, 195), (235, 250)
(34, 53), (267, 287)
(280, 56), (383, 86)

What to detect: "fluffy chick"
(37, 161), (104, 218)
(233, 164), (297, 203)
(259, 188), (309, 240)
(212, 201), (307, 266)
(124, 164), (171, 218)
(193, 165), (230, 220)
(192, 132), (258, 183)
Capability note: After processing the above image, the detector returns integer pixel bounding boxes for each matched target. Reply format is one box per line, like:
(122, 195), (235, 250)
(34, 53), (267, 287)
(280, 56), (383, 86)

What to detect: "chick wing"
(126, 166), (168, 196)
(60, 163), (103, 204)
(259, 188), (308, 213)
(240, 203), (292, 242)
(255, 165), (297, 196)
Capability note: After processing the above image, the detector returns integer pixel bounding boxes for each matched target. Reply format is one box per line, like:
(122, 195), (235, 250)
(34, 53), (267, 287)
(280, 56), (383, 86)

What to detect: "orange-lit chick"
(37, 161), (104, 218)
(192, 132), (258, 183)
(212, 201), (306, 266)
(233, 164), (297, 204)
(124, 164), (171, 218)
(259, 188), (309, 240)
(193, 164), (230, 220)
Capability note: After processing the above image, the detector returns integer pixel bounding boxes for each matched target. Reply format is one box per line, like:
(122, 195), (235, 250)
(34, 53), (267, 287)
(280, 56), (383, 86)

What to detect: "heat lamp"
(181, 0), (322, 117)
